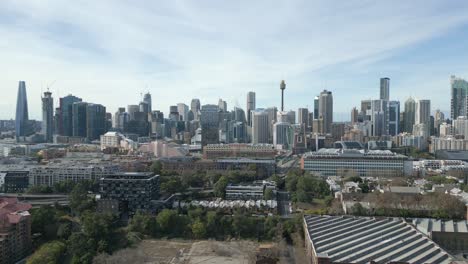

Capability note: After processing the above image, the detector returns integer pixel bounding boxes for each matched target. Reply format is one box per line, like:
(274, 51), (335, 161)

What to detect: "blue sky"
(1, 0), (468, 121)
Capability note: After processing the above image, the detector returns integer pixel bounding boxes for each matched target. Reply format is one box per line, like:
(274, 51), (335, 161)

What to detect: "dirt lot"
(93, 239), (259, 264)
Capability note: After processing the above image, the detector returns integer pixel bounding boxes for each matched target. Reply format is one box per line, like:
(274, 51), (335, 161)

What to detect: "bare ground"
(93, 239), (259, 264)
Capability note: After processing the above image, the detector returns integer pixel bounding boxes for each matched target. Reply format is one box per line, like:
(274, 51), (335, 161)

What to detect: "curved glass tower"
(15, 81), (29, 141)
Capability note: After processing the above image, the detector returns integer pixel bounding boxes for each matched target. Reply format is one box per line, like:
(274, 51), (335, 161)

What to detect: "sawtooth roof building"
(303, 215), (453, 264)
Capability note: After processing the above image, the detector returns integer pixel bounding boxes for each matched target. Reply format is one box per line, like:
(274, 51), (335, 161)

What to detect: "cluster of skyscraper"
(15, 81), (108, 143)
(350, 78), (433, 140)
(14, 75), (468, 149)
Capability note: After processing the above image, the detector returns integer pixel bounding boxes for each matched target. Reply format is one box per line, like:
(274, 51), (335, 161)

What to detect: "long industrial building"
(304, 215), (453, 264)
(301, 149), (407, 177)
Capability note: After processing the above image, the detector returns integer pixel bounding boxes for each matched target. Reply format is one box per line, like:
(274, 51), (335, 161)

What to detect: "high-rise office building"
(285, 110), (296, 125)
(15, 81), (30, 141)
(58, 95), (82, 136)
(404, 97), (416, 133)
(177, 103), (189, 121)
(218, 99), (227, 112)
(370, 99), (389, 137)
(351, 107), (359, 124)
(434, 109), (445, 136)
(415, 99), (431, 125)
(41, 91), (54, 142)
(388, 101), (400, 136)
(380, 77), (390, 101)
(139, 101), (150, 114)
(360, 99), (372, 121)
(251, 109), (269, 144)
(273, 122), (290, 149)
(86, 104), (107, 141)
(298, 108), (309, 129)
(233, 107), (246, 123)
(113, 107), (128, 131)
(313, 96), (319, 120)
(319, 90), (333, 133)
(200, 104), (220, 146)
(450, 75), (468, 119)
(416, 99), (431, 136)
(72, 102), (88, 138)
(143, 92), (152, 112)
(247, 92), (256, 126)
(169, 105), (179, 121)
(127, 105), (140, 121)
(191, 99), (201, 120)
(265, 107), (277, 143)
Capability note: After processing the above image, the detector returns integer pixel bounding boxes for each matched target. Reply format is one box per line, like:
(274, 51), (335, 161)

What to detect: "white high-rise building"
(218, 99), (227, 112)
(454, 116), (468, 139)
(247, 92), (256, 126)
(177, 103), (189, 121)
(41, 91), (54, 142)
(298, 108), (309, 128)
(415, 99), (431, 136)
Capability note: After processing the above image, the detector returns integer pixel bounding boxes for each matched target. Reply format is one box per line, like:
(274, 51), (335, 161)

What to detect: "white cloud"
(0, 0), (467, 119)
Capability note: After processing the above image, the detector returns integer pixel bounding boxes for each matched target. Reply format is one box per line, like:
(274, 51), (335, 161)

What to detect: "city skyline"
(1, 1), (468, 120)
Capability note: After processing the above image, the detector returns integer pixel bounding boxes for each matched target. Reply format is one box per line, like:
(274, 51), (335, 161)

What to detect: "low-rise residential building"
(431, 136), (468, 154)
(225, 181), (276, 201)
(304, 215), (453, 264)
(301, 149), (407, 177)
(0, 198), (32, 264)
(29, 164), (120, 187)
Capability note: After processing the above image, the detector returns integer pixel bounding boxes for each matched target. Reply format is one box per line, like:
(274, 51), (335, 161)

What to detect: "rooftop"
(102, 172), (158, 180)
(304, 215), (452, 264)
(303, 148), (407, 159)
(412, 218), (468, 236)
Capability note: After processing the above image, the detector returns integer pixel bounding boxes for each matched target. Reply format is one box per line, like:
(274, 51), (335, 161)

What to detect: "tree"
(27, 241), (66, 264)
(205, 211), (218, 238)
(264, 188), (274, 200)
(160, 177), (186, 194)
(57, 222), (72, 240)
(27, 185), (53, 194)
(156, 209), (177, 234)
(31, 206), (59, 239)
(150, 160), (162, 175)
(68, 232), (95, 264)
(81, 212), (115, 252)
(128, 211), (151, 234)
(69, 182), (94, 215)
(213, 176), (228, 198)
(191, 219), (207, 239)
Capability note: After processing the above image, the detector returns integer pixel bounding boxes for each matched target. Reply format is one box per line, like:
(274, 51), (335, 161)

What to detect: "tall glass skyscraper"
(319, 90), (333, 134)
(451, 75), (468, 119)
(380, 77), (390, 101)
(15, 81), (29, 141)
(59, 95), (82, 136)
(143, 92), (152, 112)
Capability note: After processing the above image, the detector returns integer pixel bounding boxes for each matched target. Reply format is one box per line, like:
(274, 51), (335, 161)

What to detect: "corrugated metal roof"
(304, 215), (453, 264)
(413, 218), (468, 236)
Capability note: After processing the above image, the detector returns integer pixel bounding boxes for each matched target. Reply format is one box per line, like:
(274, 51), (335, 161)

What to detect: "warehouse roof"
(412, 218), (468, 236)
(304, 215), (452, 264)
